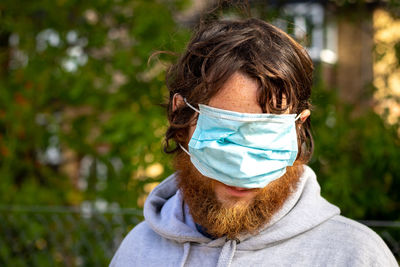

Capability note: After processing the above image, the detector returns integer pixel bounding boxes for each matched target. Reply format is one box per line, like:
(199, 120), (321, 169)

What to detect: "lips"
(222, 184), (255, 197)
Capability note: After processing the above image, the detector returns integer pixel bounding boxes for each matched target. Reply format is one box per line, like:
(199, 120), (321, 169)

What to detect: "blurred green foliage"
(0, 0), (190, 208)
(310, 70), (400, 220)
(0, 206), (144, 266)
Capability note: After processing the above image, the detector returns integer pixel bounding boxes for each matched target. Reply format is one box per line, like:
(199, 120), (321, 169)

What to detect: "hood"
(143, 165), (340, 249)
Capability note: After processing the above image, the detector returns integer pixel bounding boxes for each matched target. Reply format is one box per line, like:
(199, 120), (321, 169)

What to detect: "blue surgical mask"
(180, 98), (301, 189)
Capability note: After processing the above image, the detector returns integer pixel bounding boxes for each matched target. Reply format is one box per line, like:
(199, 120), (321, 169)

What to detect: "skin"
(173, 72), (310, 207)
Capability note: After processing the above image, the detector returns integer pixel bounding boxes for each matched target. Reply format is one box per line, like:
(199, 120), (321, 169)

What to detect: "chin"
(219, 198), (252, 210)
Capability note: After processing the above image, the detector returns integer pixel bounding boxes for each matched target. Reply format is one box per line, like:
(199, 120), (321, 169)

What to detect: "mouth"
(221, 183), (256, 197)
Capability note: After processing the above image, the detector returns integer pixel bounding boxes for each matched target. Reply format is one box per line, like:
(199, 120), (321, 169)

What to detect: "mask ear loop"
(183, 98), (200, 113)
(295, 113), (302, 121)
(178, 98), (198, 157)
(178, 143), (191, 156)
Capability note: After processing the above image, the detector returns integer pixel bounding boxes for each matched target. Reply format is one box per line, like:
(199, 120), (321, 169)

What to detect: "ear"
(172, 93), (185, 112)
(299, 109), (311, 123)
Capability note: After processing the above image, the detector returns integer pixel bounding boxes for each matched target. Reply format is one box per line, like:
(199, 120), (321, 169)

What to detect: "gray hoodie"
(110, 166), (398, 267)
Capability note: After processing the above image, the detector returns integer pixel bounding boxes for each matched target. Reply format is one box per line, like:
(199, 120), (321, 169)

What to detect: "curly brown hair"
(164, 18), (314, 163)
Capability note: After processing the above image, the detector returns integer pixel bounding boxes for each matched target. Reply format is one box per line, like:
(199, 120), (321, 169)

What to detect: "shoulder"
(316, 215), (397, 266)
(326, 215), (388, 248)
(110, 222), (162, 266)
(122, 221), (162, 245)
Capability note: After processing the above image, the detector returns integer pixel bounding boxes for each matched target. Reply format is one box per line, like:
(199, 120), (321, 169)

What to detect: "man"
(111, 18), (397, 266)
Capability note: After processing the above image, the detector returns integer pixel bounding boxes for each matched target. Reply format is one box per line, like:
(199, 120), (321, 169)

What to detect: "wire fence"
(0, 205), (399, 266)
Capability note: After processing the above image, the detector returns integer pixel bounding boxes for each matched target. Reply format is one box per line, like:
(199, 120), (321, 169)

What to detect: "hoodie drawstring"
(179, 242), (191, 267)
(216, 239), (238, 267)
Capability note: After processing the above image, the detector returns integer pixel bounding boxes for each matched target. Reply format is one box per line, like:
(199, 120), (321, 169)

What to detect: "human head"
(164, 18), (314, 162)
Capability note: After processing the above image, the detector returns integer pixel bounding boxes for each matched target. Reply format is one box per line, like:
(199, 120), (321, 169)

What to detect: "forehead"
(208, 72), (289, 114)
(208, 72), (262, 114)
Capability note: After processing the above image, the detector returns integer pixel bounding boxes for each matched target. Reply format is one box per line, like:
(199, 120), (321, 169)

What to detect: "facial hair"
(174, 151), (304, 240)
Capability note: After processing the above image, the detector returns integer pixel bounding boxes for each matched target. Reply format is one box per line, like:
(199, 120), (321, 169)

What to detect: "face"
(187, 72), (289, 207)
(173, 71), (308, 239)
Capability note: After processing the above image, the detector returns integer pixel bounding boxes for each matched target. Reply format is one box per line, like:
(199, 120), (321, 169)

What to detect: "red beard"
(174, 151), (304, 239)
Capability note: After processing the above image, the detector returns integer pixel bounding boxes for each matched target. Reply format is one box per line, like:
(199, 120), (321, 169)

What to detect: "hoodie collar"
(144, 175), (209, 243)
